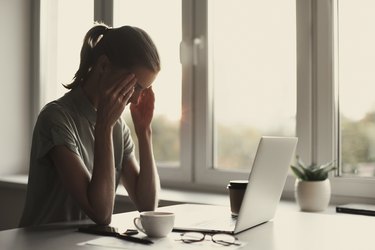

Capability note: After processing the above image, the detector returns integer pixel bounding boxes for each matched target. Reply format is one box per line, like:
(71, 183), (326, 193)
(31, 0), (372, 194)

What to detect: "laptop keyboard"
(194, 215), (237, 229)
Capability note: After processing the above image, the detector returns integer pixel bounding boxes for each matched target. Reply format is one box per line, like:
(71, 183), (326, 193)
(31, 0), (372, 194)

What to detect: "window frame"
(330, 0), (375, 200)
(154, 0), (195, 184)
(104, 0), (195, 184)
(310, 0), (375, 201)
(193, 0), (306, 189)
(33, 0), (375, 201)
(32, 0), (59, 126)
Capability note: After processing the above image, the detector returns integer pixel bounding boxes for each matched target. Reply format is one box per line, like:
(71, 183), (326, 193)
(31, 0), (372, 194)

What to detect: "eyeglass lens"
(212, 233), (237, 246)
(181, 232), (237, 246)
(180, 232), (205, 243)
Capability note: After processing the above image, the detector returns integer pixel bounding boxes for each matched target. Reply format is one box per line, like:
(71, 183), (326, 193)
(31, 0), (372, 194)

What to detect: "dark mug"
(227, 180), (248, 216)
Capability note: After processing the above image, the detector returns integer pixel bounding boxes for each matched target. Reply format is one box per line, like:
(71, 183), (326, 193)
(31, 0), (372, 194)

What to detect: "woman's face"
(127, 66), (158, 104)
(106, 65), (157, 105)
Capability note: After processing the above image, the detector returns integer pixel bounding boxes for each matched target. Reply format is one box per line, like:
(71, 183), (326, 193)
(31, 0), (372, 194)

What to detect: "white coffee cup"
(133, 211), (175, 238)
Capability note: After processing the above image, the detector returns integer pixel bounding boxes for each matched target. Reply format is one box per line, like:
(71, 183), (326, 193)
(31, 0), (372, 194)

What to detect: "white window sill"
(2, 174), (371, 214)
(0, 175), (28, 189)
(0, 174), (347, 216)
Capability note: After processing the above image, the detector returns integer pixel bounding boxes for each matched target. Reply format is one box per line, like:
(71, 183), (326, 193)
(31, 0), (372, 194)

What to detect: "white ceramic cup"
(133, 211), (175, 238)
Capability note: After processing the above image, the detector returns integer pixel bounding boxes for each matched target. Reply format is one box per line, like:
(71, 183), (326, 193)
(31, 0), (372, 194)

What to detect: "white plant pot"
(295, 179), (331, 212)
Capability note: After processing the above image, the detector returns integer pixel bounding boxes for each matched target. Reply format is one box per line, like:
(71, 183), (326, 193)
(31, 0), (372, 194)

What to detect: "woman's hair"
(65, 23), (160, 89)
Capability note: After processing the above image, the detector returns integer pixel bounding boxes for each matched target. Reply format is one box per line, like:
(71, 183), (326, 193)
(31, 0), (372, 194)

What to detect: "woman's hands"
(96, 73), (136, 128)
(122, 87), (160, 211)
(130, 87), (155, 136)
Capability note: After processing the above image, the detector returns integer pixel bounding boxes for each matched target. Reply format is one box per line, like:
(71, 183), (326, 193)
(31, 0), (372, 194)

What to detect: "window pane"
(337, 0), (375, 177)
(113, 0), (182, 166)
(44, 0), (94, 105)
(209, 0), (296, 170)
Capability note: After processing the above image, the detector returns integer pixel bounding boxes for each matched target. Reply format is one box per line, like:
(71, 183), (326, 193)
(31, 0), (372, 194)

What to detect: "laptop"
(171, 136), (298, 235)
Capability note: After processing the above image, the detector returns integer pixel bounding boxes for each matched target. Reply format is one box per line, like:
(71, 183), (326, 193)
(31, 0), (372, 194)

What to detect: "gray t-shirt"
(19, 87), (134, 227)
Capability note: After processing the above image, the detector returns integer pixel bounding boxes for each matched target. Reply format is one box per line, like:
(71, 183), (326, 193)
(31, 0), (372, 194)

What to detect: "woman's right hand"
(96, 73), (136, 128)
(50, 72), (136, 226)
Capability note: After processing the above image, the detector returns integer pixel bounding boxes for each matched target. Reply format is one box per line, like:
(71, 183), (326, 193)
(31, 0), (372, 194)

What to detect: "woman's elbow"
(87, 207), (113, 225)
(92, 214), (112, 226)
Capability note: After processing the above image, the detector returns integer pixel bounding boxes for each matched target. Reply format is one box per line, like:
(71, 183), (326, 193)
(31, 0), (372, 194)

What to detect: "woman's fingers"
(102, 73), (136, 108)
(113, 73), (136, 96)
(120, 84), (135, 104)
(139, 87), (155, 107)
(130, 86), (155, 131)
(119, 77), (136, 99)
(97, 73), (137, 126)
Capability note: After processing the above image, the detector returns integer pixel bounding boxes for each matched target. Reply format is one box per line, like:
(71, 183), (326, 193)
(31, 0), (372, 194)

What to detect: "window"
(336, 0), (375, 177)
(35, 0), (375, 200)
(40, 0), (94, 106)
(193, 0), (297, 186)
(209, 0), (296, 170)
(113, 0), (182, 168)
(38, 0), (297, 187)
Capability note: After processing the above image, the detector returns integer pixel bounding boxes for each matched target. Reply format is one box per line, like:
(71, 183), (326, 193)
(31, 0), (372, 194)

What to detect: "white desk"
(1, 203), (374, 250)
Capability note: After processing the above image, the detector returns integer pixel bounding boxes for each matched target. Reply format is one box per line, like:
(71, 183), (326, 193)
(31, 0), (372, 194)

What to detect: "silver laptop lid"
(234, 136), (297, 234)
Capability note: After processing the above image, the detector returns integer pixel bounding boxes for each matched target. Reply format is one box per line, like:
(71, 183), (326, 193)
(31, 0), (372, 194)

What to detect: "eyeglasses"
(179, 232), (240, 246)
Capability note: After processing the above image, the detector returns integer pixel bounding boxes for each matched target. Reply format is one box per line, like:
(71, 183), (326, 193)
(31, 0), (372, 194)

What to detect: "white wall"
(0, 0), (31, 175)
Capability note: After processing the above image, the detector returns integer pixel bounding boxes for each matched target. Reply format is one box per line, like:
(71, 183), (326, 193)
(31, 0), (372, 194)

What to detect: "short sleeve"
(34, 103), (79, 160)
(121, 119), (135, 161)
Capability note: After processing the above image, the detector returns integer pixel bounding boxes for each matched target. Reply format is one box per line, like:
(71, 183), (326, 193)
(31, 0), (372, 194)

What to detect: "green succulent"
(291, 156), (336, 181)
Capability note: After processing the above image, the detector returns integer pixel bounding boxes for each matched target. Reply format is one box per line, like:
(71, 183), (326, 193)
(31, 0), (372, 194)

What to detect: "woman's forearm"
(135, 129), (160, 211)
(87, 123), (116, 224)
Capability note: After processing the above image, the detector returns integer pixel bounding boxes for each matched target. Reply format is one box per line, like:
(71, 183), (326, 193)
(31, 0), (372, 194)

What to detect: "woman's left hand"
(130, 87), (155, 135)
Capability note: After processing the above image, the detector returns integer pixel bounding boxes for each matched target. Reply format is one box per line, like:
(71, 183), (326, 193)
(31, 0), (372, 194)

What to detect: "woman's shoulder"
(39, 100), (66, 117)
(37, 97), (75, 126)
(40, 90), (75, 115)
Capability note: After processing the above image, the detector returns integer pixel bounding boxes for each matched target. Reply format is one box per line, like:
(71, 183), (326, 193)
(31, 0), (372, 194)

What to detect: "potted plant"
(291, 156), (336, 212)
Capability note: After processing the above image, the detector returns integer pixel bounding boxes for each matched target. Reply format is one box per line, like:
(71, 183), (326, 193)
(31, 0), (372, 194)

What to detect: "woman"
(19, 23), (161, 227)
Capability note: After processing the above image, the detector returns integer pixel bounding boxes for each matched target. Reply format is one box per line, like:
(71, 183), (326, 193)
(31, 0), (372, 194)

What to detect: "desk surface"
(1, 202), (374, 250)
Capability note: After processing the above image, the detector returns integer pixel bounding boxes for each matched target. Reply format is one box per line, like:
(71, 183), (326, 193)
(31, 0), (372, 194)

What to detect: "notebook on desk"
(172, 136), (298, 235)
